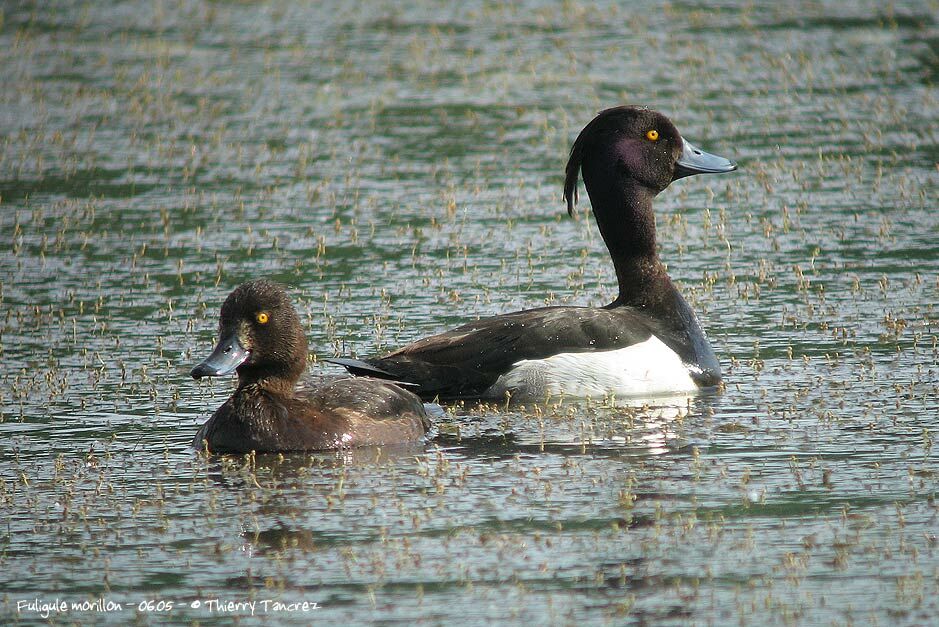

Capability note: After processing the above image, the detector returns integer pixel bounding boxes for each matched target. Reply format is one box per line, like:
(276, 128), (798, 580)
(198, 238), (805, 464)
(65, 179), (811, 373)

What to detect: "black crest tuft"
(563, 106), (648, 217)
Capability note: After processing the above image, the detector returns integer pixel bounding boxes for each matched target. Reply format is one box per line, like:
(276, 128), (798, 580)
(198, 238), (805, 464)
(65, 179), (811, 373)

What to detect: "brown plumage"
(190, 279), (430, 454)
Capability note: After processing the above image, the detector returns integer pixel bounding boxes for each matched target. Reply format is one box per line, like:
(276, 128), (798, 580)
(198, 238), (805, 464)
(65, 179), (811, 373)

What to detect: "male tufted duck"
(331, 106), (737, 401)
(191, 279), (430, 453)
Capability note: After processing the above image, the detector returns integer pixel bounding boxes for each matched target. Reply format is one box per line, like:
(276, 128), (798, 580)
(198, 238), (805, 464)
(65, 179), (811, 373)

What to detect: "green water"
(1, 0), (937, 624)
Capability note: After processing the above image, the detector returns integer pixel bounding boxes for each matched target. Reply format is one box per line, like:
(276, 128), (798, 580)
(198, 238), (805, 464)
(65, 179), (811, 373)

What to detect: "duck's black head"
(563, 106), (737, 215)
(191, 279), (308, 388)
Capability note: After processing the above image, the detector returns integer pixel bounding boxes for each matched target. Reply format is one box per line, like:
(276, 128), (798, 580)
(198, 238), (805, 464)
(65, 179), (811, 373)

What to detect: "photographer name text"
(16, 597), (321, 618)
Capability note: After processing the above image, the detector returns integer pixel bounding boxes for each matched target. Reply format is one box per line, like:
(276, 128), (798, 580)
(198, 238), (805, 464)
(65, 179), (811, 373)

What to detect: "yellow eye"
(256, 312), (269, 324)
(646, 129), (659, 141)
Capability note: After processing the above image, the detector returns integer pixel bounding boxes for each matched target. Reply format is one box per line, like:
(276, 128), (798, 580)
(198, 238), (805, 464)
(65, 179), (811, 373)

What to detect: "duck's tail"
(326, 357), (399, 380)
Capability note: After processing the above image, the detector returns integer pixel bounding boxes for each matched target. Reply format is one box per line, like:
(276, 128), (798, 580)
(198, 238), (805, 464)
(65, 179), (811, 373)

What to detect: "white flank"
(485, 335), (698, 399)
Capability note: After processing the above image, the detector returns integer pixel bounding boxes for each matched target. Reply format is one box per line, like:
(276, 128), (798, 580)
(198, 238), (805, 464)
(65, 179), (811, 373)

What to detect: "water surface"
(1, 0), (937, 624)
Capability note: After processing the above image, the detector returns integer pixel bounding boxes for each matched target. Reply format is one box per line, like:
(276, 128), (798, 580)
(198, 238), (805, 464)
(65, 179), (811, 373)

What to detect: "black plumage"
(332, 106), (737, 401)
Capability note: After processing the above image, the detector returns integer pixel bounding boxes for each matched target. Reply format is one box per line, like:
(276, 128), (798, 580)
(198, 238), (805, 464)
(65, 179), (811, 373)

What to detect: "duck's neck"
(583, 175), (671, 307)
(236, 368), (300, 397)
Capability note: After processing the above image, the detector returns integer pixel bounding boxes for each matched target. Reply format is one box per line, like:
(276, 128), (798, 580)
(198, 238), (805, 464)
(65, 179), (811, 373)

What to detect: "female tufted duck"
(191, 279), (430, 453)
(331, 106), (737, 401)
